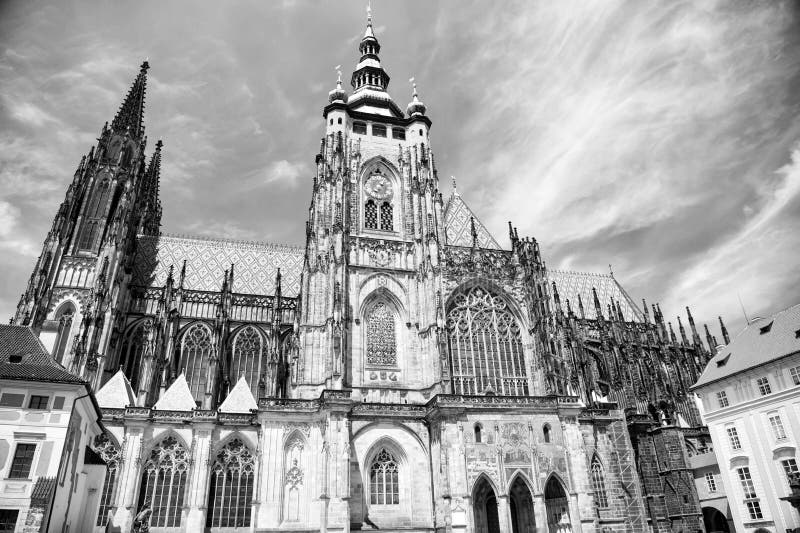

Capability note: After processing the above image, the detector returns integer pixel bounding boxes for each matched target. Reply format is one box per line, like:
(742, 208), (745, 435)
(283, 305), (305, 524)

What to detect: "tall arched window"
(92, 433), (121, 527)
(138, 436), (188, 528)
(207, 439), (255, 528)
(543, 424), (551, 443)
(119, 324), (146, 391)
(590, 456), (608, 508)
(447, 286), (528, 396)
(231, 326), (264, 398)
(474, 423), (483, 443)
(370, 449), (399, 505)
(182, 323), (213, 404)
(52, 303), (75, 364)
(365, 200), (378, 229)
(366, 301), (397, 367)
(380, 201), (393, 231)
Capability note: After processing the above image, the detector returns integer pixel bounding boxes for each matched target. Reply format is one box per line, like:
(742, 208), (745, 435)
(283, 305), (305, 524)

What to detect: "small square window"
(391, 127), (405, 140)
(790, 366), (800, 386)
(759, 321), (773, 334)
(372, 124), (387, 137)
(745, 500), (763, 520)
(28, 396), (49, 410)
(781, 458), (799, 482)
(8, 443), (36, 479)
(757, 377), (772, 396)
(353, 122), (367, 135)
(727, 426), (741, 450)
(716, 391), (729, 408)
(705, 472), (717, 492)
(769, 414), (787, 441)
(0, 510), (19, 530)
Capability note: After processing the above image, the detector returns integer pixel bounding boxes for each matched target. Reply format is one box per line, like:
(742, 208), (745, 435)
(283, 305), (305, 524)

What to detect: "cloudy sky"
(1, 0), (799, 338)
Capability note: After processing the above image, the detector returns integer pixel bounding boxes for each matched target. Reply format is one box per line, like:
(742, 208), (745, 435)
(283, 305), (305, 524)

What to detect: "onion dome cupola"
(329, 66), (348, 103)
(406, 78), (427, 117)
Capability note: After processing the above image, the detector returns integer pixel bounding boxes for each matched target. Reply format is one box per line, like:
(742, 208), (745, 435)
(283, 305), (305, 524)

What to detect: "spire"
(350, 2), (390, 94)
(111, 60), (149, 139)
(704, 324), (715, 352)
(677, 316), (688, 345)
(406, 77), (427, 117)
(686, 306), (702, 347)
(719, 316), (730, 345)
(141, 139), (163, 236)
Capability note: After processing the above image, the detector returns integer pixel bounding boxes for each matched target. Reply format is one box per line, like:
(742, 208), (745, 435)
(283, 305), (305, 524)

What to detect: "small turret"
(406, 78), (427, 117)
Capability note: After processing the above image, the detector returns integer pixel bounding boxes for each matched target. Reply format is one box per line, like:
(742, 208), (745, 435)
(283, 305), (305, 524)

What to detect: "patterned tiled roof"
(693, 304), (800, 388)
(133, 234), (304, 297)
(548, 270), (643, 322)
(444, 192), (502, 250)
(0, 325), (84, 384)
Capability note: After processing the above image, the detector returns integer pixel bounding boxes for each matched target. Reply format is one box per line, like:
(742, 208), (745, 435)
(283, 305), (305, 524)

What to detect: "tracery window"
(231, 326), (264, 398)
(380, 201), (393, 230)
(370, 449), (399, 505)
(119, 324), (146, 391)
(207, 439), (255, 528)
(365, 200), (378, 229)
(590, 456), (608, 508)
(182, 323), (213, 404)
(366, 302), (397, 366)
(92, 433), (121, 527)
(447, 286), (528, 396)
(138, 436), (189, 528)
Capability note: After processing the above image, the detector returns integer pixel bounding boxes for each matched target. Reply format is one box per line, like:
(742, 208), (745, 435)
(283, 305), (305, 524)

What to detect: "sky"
(1, 0), (799, 339)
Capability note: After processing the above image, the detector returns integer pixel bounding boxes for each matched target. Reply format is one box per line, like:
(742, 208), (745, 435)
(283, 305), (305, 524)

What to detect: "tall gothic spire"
(141, 139), (163, 236)
(111, 60), (149, 138)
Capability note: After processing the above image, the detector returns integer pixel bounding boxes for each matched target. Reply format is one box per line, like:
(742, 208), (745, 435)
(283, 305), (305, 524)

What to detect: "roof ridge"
(139, 232), (304, 252)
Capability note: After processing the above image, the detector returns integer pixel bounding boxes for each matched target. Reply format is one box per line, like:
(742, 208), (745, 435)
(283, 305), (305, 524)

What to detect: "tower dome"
(406, 79), (427, 117)
(328, 66), (347, 103)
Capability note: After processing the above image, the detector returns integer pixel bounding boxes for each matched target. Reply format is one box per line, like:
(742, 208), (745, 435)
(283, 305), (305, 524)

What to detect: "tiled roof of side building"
(692, 303), (800, 389)
(0, 325), (85, 384)
(132, 234), (304, 297)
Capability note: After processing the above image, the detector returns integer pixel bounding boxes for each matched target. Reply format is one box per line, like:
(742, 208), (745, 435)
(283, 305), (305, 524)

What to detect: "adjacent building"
(0, 325), (104, 532)
(693, 305), (800, 533)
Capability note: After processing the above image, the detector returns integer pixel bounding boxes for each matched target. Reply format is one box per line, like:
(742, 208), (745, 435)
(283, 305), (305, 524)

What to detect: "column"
(497, 494), (511, 533)
(113, 423), (144, 532)
(184, 426), (212, 530)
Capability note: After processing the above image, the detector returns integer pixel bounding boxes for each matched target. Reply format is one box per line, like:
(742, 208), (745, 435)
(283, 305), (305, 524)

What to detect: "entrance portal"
(473, 476), (501, 533)
(544, 477), (572, 533)
(509, 475), (535, 533)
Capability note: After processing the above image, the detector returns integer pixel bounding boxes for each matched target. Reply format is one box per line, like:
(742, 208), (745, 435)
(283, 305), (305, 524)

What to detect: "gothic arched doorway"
(472, 476), (501, 533)
(509, 475), (535, 533)
(702, 507), (730, 533)
(544, 476), (572, 533)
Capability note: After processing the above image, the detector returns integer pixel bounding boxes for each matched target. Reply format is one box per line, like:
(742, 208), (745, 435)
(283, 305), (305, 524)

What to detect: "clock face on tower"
(365, 174), (393, 200)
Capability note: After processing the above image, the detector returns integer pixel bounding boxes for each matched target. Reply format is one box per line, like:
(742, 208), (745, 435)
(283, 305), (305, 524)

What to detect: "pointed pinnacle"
(111, 60), (149, 139)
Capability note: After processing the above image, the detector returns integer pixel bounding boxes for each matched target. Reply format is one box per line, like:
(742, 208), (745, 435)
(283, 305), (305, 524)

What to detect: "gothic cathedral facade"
(14, 12), (723, 533)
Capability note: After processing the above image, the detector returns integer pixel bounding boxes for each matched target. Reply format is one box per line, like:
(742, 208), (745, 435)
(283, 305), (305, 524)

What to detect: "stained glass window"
(380, 201), (393, 231)
(366, 302), (396, 366)
(138, 436), (189, 528)
(590, 456), (608, 508)
(92, 433), (121, 527)
(231, 326), (264, 398)
(447, 286), (528, 396)
(182, 323), (213, 404)
(207, 439), (255, 528)
(365, 200), (378, 229)
(370, 449), (399, 505)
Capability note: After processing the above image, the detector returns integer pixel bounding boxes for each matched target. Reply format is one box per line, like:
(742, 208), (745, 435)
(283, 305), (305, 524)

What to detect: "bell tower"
(15, 61), (162, 389)
(295, 9), (449, 400)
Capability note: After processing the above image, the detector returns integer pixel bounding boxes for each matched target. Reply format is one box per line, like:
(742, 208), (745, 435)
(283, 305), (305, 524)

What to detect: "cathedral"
(14, 10), (727, 533)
